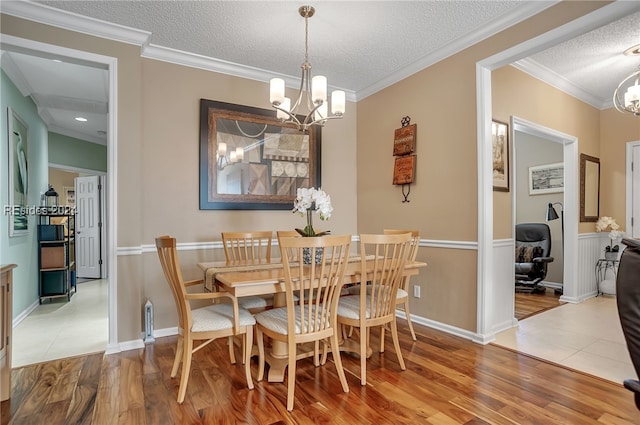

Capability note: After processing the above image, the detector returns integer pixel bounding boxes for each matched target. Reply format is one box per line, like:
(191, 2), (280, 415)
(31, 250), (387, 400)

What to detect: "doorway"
(1, 35), (118, 358)
(512, 124), (566, 319)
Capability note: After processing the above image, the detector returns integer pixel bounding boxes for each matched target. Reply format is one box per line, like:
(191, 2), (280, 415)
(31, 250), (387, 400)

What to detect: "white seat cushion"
(255, 306), (328, 335)
(238, 294), (274, 310)
(191, 303), (255, 332)
(347, 284), (406, 299)
(337, 295), (370, 320)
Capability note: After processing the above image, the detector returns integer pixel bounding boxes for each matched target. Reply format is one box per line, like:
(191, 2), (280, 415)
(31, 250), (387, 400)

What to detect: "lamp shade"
(546, 203), (559, 221)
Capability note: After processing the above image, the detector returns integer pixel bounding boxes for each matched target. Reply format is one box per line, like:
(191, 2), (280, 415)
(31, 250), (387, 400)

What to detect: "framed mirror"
(580, 153), (600, 222)
(199, 99), (321, 210)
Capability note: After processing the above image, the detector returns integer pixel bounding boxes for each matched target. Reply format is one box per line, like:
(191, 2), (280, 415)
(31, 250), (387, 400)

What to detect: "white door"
(75, 176), (101, 278)
(632, 144), (640, 238)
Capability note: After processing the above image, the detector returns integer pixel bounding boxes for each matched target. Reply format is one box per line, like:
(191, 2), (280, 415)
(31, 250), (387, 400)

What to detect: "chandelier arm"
(613, 70), (640, 116)
(269, 5), (344, 131)
(289, 65), (310, 113)
(273, 104), (303, 128)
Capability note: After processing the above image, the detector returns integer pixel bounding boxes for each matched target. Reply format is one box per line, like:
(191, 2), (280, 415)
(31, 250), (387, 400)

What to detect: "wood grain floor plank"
(4, 322), (640, 424)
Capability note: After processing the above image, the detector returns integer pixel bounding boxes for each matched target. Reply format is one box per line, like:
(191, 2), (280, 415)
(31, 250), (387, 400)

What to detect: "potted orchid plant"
(596, 216), (624, 260)
(292, 187), (332, 237)
(292, 187), (332, 264)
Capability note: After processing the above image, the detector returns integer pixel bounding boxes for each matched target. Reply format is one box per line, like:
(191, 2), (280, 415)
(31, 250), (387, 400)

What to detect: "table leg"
(266, 292), (288, 382)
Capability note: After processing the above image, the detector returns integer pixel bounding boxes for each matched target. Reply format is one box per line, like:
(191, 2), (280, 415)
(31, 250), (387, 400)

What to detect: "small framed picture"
(64, 186), (75, 206)
(529, 162), (564, 195)
(492, 120), (509, 192)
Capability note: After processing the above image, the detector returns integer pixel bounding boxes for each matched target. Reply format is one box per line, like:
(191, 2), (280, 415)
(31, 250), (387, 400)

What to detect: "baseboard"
(396, 311), (480, 343)
(12, 299), (39, 328)
(151, 327), (178, 339)
(105, 339), (145, 355)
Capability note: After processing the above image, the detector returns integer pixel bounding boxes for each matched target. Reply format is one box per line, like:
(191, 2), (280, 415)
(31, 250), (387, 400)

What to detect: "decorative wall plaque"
(393, 123), (416, 156)
(392, 155), (416, 185)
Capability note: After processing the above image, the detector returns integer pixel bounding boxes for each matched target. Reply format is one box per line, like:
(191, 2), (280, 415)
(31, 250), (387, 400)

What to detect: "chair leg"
(360, 325), (367, 386)
(320, 339), (329, 365)
(286, 338), (297, 411)
(228, 336), (237, 364)
(256, 327), (265, 382)
(403, 300), (417, 341)
(171, 335), (184, 378)
(390, 317), (406, 371)
(177, 336), (193, 404)
(244, 327), (254, 390)
(380, 325), (386, 353)
(330, 332), (350, 393)
(313, 340), (320, 367)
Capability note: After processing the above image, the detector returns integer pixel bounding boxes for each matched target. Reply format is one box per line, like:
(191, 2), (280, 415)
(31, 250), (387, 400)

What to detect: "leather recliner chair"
(616, 237), (640, 410)
(515, 223), (555, 293)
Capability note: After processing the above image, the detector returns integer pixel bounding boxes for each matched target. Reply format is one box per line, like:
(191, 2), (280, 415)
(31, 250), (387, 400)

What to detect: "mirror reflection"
(580, 154), (600, 222)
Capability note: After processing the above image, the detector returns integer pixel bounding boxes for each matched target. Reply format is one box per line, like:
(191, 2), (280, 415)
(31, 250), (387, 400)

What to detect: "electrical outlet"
(413, 285), (420, 298)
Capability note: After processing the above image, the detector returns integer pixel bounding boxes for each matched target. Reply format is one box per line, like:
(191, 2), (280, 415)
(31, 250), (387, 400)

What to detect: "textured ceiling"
(33, 0), (543, 94)
(1, 1), (639, 145)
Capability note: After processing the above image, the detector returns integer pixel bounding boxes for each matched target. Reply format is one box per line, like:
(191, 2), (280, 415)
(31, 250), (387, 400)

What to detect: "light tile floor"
(493, 294), (635, 384)
(12, 278), (108, 368)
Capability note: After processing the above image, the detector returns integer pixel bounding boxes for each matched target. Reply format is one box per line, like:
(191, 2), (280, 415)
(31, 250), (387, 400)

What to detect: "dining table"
(197, 256), (426, 382)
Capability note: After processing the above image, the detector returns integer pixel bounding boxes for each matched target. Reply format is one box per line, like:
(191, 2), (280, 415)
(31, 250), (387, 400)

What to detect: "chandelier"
(613, 45), (640, 117)
(269, 6), (345, 132)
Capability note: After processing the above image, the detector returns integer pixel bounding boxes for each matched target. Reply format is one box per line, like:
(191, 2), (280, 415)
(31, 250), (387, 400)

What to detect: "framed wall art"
(199, 99), (321, 210)
(7, 107), (29, 237)
(529, 162), (564, 195)
(64, 186), (76, 206)
(492, 119), (509, 192)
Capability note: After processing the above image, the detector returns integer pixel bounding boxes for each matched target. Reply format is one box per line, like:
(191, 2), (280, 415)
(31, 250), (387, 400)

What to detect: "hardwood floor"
(3, 321), (639, 424)
(515, 287), (565, 321)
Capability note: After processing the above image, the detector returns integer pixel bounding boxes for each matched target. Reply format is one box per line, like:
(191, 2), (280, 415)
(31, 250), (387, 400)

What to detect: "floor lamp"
(546, 202), (564, 294)
(546, 202), (564, 252)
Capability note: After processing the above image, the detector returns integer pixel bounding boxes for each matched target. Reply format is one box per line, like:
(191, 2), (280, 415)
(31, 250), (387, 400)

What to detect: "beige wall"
(1, 13), (357, 342)
(2, 0), (630, 340)
(599, 108), (640, 230)
(357, 1), (611, 332)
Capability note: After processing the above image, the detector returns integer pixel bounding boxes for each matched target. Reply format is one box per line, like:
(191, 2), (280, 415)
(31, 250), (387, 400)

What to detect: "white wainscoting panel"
(576, 233), (602, 300)
(489, 239), (518, 337)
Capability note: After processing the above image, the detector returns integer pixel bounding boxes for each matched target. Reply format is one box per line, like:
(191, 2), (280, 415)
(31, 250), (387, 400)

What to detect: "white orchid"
(292, 187), (332, 236)
(596, 217), (624, 252)
(595, 216), (620, 232)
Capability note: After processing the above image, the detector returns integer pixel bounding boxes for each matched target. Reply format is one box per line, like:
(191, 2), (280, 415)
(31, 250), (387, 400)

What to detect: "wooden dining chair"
(337, 232), (412, 386)
(255, 234), (351, 411)
(382, 229), (420, 343)
(221, 231), (274, 312)
(155, 236), (255, 403)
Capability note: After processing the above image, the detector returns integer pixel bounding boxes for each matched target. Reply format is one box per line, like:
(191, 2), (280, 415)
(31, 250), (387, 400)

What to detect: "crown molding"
(512, 58), (607, 110)
(141, 44), (357, 103)
(1, 0), (150, 47)
(356, 1), (558, 100)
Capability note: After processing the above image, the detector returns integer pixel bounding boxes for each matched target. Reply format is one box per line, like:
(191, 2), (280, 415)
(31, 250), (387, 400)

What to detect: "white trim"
(141, 44), (357, 104)
(473, 1), (634, 343)
(395, 311), (479, 343)
(105, 339), (145, 355)
(2, 34), (119, 354)
(627, 141), (640, 238)
(48, 163), (107, 176)
(118, 238), (478, 256)
(3, 0), (556, 104)
(152, 327), (179, 339)
(12, 300), (39, 328)
(0, 1), (150, 47)
(512, 59), (606, 110)
(511, 118), (579, 302)
(357, 1), (557, 101)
